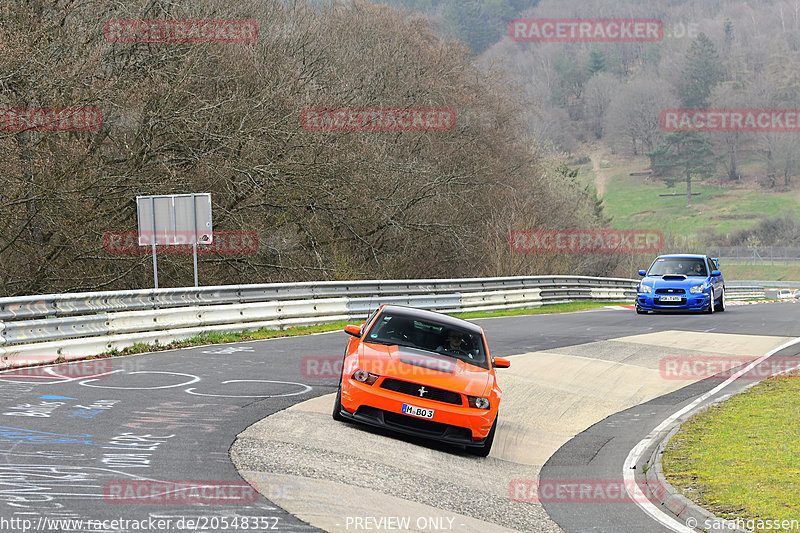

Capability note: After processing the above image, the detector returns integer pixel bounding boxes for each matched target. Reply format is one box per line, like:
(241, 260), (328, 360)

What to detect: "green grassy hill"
(577, 151), (800, 280)
(581, 156), (800, 239)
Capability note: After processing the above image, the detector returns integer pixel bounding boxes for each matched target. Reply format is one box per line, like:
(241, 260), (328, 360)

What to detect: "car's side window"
(706, 257), (715, 274)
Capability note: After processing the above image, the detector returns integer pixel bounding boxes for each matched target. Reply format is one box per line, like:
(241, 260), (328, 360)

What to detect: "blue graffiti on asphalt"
(66, 410), (104, 419)
(39, 395), (78, 401)
(0, 426), (100, 445)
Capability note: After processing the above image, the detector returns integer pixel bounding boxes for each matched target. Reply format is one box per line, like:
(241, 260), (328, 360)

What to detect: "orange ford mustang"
(332, 305), (510, 456)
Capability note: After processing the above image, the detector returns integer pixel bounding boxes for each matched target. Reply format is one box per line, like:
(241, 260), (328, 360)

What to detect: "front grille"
(655, 288), (686, 294)
(380, 378), (463, 406)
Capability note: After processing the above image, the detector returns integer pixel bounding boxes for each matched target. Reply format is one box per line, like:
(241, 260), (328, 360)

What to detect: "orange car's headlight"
(468, 396), (490, 409)
(352, 370), (379, 386)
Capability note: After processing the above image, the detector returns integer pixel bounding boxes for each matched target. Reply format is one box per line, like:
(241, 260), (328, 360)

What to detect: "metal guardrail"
(725, 287), (766, 299)
(0, 276), (637, 321)
(721, 280), (800, 288)
(0, 276), (774, 367)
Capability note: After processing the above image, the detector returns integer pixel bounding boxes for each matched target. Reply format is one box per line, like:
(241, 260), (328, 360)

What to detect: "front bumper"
(340, 378), (495, 443)
(636, 292), (710, 311)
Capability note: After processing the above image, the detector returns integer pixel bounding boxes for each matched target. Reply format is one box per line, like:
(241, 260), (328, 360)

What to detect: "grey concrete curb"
(642, 400), (750, 533)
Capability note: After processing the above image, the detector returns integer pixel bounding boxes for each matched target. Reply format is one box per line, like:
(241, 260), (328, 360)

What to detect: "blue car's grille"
(655, 288), (686, 294)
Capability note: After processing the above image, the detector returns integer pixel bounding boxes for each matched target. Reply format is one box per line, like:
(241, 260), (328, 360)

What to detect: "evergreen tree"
(647, 132), (718, 207)
(586, 47), (607, 75)
(648, 33), (723, 207)
(723, 18), (734, 44)
(678, 33), (724, 108)
(554, 49), (586, 107)
(390, 0), (539, 54)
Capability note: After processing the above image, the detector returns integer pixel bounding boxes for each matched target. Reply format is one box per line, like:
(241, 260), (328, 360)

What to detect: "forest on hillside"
(372, 0), (800, 250)
(377, 0), (538, 53)
(478, 0), (800, 190)
(0, 0), (609, 296)
(5, 0), (800, 296)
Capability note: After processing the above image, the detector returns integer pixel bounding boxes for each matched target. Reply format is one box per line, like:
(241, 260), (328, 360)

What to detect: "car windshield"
(648, 257), (708, 277)
(364, 311), (488, 369)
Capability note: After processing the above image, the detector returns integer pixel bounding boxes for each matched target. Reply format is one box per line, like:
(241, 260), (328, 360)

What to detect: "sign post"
(136, 193), (212, 288)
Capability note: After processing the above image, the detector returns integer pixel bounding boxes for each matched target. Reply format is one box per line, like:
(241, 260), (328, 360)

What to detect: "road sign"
(136, 194), (212, 245)
(136, 194), (213, 288)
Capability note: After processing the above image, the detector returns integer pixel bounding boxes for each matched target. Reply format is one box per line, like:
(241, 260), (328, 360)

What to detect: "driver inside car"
(437, 329), (472, 357)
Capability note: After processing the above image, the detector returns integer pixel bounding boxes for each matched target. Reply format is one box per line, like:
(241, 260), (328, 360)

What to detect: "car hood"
(359, 343), (492, 397)
(644, 275), (708, 288)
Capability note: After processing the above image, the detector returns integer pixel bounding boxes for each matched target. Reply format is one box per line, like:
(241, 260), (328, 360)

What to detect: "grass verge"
(91, 300), (628, 358)
(452, 300), (627, 319)
(661, 372), (800, 531)
(101, 320), (353, 357)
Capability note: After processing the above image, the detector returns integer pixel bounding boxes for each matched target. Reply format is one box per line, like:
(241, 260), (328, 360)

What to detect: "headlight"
(468, 396), (490, 409)
(351, 370), (379, 385)
(689, 285), (704, 294)
(639, 284), (653, 293)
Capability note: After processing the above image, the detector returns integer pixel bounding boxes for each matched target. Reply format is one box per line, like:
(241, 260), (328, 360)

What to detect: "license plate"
(402, 403), (434, 419)
(659, 295), (682, 302)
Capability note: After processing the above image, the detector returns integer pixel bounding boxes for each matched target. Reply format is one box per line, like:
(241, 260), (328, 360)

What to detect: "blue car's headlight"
(689, 285), (705, 294)
(639, 284), (653, 293)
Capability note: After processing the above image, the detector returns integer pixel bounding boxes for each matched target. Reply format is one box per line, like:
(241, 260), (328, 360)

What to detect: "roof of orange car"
(376, 305), (484, 335)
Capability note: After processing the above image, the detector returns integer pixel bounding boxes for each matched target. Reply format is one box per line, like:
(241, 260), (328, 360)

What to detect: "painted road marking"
(623, 336), (800, 532)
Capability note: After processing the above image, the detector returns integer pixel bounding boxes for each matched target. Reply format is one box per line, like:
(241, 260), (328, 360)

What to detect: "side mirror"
(344, 325), (362, 337)
(638, 270), (647, 276)
(711, 270), (721, 277)
(493, 357), (511, 368)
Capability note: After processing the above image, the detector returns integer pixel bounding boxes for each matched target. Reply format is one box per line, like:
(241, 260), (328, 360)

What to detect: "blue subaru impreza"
(636, 254), (725, 314)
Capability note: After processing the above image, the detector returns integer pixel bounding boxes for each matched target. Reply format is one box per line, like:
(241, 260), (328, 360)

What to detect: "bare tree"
(0, 0), (611, 295)
(606, 77), (676, 156)
(583, 72), (618, 140)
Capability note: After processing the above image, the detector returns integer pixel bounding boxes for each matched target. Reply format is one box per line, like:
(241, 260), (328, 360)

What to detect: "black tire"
(715, 287), (726, 312)
(467, 415), (497, 457)
(706, 288), (715, 314)
(332, 384), (345, 422)
(636, 304), (647, 315)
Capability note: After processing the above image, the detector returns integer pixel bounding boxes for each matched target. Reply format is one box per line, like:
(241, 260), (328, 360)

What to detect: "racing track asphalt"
(0, 302), (797, 532)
